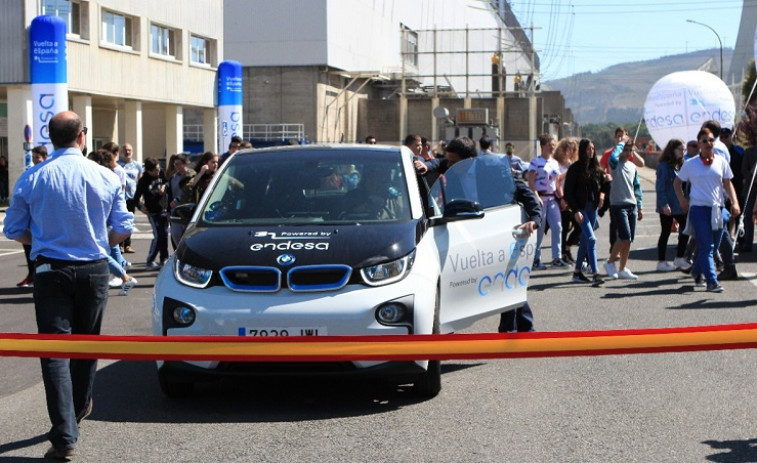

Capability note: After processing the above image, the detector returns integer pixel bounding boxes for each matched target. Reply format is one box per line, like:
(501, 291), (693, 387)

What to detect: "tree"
(736, 60), (757, 147)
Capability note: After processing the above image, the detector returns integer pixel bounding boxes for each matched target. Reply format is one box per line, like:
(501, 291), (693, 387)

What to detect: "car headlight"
(360, 250), (415, 286)
(174, 259), (213, 288)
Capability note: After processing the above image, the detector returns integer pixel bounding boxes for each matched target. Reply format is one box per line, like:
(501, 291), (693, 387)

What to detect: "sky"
(508, 0), (750, 81)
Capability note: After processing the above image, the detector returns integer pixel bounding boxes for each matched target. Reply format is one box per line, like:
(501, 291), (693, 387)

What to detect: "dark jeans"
(561, 209), (581, 255)
(498, 302), (535, 333)
(23, 243), (33, 276)
(657, 213), (689, 261)
(147, 212), (169, 264)
(33, 257), (109, 449)
(122, 199), (137, 248)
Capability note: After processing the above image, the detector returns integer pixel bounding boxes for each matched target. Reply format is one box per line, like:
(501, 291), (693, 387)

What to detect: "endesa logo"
(250, 241), (329, 251)
(477, 265), (530, 296)
(37, 93), (56, 143)
(478, 237), (533, 296)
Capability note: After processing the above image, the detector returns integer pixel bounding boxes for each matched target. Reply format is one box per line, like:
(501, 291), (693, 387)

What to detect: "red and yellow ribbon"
(1, 323), (757, 361)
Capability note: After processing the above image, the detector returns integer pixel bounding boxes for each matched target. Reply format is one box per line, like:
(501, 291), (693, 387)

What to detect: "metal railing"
(244, 123), (304, 141)
(183, 123), (305, 142)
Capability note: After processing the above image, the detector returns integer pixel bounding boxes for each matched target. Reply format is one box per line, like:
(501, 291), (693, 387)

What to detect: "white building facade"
(0, 0), (223, 192)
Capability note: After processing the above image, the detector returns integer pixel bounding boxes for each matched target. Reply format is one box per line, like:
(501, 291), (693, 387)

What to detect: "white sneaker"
(146, 261), (161, 270)
(109, 277), (123, 288)
(617, 268), (638, 280)
(603, 260), (618, 279)
(656, 261), (677, 272)
(673, 257), (691, 271)
(118, 277), (138, 296)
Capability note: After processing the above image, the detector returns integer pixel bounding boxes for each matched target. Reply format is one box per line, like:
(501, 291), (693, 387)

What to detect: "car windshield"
(198, 148), (412, 226)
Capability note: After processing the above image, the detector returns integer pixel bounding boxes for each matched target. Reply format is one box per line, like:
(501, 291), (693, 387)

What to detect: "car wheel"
(158, 367), (195, 398)
(412, 284), (441, 397)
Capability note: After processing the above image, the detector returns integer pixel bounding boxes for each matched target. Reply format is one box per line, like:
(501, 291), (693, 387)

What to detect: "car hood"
(176, 220), (423, 271)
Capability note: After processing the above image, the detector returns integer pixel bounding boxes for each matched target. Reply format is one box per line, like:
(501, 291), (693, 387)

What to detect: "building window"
(41, 0), (88, 38)
(190, 34), (215, 66)
(401, 24), (418, 67)
(189, 35), (211, 65)
(151, 23), (180, 59)
(101, 9), (134, 48)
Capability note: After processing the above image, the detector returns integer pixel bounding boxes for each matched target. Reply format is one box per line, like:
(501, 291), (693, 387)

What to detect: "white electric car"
(153, 144), (536, 397)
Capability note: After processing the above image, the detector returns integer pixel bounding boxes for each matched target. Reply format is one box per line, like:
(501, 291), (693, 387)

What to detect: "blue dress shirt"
(3, 147), (134, 261)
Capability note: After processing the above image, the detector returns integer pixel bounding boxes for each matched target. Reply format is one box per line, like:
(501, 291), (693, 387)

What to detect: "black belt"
(538, 192), (555, 197)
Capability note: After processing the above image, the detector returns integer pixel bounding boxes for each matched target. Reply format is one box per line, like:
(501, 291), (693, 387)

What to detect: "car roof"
(233, 144), (404, 158)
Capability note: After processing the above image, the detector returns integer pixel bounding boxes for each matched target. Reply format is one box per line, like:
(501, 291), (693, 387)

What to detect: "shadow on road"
(87, 360), (482, 424)
(0, 287), (34, 306)
(703, 437), (757, 462)
(0, 433), (47, 462)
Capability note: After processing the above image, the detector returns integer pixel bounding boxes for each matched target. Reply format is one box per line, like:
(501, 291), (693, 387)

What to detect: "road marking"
(741, 272), (757, 287)
(0, 250), (24, 257)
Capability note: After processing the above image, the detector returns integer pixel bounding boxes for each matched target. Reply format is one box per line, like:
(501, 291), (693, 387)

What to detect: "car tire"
(412, 284), (441, 397)
(158, 367), (195, 398)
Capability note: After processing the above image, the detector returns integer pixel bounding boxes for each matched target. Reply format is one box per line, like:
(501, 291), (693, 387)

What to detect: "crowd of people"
(408, 120), (754, 296)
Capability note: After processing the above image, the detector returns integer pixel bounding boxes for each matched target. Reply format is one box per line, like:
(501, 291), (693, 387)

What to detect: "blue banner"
(29, 15), (68, 151)
(217, 60), (243, 153)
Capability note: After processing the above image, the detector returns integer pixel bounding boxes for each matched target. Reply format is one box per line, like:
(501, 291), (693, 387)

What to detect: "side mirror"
(170, 203), (196, 226)
(430, 199), (484, 225)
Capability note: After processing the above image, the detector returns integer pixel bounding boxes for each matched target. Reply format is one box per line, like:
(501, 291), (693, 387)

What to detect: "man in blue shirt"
(3, 111), (133, 460)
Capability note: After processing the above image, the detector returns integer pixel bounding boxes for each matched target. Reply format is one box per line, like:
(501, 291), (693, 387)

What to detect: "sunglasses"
(699, 138), (715, 144)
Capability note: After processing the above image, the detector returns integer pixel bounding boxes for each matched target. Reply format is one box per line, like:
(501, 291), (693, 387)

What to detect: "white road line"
(0, 250), (25, 257)
(741, 272), (757, 287)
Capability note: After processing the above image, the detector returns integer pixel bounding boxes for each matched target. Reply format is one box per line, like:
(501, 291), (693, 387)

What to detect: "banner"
(29, 15), (68, 153)
(217, 60), (243, 153)
(643, 71), (734, 149)
(2, 323), (757, 361)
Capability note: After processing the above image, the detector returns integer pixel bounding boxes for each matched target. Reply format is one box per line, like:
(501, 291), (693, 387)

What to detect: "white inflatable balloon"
(643, 71), (735, 149)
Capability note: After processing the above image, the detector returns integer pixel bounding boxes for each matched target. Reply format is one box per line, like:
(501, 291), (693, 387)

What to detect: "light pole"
(686, 19), (723, 80)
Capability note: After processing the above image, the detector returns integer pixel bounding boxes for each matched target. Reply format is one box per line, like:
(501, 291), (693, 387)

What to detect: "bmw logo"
(277, 254), (296, 266)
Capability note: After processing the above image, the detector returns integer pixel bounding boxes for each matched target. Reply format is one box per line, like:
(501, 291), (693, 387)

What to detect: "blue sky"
(509, 0), (749, 81)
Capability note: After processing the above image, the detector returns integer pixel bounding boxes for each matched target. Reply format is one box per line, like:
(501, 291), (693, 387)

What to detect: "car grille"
(219, 265), (352, 293)
(219, 266), (282, 292)
(287, 265), (352, 292)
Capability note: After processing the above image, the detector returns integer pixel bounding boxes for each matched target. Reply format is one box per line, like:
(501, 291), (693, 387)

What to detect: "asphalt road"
(1, 168), (757, 462)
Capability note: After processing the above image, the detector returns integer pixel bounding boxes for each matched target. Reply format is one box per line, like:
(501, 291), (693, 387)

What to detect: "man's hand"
(413, 160), (428, 175)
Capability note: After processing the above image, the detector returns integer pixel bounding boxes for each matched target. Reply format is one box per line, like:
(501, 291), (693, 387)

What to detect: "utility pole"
(528, 23), (538, 159)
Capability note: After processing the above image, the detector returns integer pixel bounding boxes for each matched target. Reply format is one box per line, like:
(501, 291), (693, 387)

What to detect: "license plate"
(238, 327), (326, 337)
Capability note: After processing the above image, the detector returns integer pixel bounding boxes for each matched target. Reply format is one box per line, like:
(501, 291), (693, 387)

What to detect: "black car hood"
(176, 220), (423, 271)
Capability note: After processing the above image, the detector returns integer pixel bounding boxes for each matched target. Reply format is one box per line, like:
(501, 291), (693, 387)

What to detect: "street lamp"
(686, 19), (723, 80)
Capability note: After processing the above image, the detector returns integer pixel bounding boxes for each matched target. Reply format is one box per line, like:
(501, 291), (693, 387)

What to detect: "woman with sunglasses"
(674, 128), (740, 293)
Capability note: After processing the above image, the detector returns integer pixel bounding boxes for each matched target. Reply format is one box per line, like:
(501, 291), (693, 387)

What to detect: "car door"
(430, 155), (537, 332)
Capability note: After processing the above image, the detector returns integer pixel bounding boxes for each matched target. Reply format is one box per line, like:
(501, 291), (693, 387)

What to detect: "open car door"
(429, 155), (537, 333)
